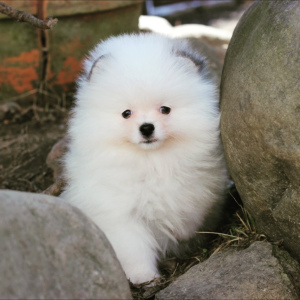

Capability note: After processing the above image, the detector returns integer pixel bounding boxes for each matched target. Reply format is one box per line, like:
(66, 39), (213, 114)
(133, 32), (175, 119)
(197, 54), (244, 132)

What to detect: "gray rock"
(273, 246), (300, 296)
(220, 0), (300, 260)
(156, 242), (298, 299)
(0, 190), (131, 299)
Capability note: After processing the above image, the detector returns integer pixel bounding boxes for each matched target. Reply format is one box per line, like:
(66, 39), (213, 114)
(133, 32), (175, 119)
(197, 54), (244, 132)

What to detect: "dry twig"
(0, 1), (57, 29)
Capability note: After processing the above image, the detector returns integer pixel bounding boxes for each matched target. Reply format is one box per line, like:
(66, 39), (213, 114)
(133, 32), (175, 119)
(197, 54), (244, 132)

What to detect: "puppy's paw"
(127, 265), (160, 285)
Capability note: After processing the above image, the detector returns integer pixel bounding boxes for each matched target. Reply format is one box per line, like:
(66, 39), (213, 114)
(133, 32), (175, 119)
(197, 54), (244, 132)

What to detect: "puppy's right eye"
(160, 106), (171, 115)
(122, 110), (132, 119)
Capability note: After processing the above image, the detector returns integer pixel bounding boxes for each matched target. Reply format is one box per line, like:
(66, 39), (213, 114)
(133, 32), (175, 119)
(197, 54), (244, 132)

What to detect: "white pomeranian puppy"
(61, 33), (228, 284)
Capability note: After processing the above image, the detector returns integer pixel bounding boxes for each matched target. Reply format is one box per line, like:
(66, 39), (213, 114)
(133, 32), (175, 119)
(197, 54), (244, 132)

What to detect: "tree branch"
(0, 1), (58, 30)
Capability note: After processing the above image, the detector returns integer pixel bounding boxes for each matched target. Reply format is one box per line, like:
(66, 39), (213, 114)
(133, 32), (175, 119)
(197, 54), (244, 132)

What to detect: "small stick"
(0, 1), (58, 30)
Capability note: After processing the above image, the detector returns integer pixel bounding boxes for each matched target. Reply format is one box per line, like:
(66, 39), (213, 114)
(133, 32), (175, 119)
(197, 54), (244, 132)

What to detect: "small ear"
(176, 50), (206, 73)
(87, 55), (105, 81)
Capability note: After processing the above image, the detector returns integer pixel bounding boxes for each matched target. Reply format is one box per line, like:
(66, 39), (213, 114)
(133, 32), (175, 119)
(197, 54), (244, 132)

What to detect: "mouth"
(141, 138), (158, 144)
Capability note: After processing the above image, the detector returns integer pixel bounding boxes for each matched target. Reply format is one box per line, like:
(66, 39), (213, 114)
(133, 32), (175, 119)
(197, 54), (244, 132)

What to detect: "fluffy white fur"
(61, 33), (228, 284)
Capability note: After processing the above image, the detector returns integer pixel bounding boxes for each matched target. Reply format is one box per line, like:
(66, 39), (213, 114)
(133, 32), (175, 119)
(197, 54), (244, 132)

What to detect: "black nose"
(139, 123), (155, 138)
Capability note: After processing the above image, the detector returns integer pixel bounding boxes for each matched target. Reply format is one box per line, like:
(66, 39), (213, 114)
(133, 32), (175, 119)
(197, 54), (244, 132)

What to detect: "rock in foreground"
(0, 190), (131, 299)
(156, 242), (299, 299)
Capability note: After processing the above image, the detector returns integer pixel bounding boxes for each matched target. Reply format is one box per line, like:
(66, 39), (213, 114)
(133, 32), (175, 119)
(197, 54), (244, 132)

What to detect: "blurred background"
(0, 0), (254, 193)
(0, 0), (253, 102)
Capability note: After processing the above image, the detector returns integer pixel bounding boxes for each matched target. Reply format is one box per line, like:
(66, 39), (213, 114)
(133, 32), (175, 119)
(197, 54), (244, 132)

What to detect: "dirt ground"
(0, 98), (68, 192)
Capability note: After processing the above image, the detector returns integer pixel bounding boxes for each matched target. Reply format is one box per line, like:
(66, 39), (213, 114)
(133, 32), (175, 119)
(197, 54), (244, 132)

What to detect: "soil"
(0, 98), (69, 193)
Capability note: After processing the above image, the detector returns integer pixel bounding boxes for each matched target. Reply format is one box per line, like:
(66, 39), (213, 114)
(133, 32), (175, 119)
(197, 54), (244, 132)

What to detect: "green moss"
(0, 19), (39, 57)
(49, 4), (141, 75)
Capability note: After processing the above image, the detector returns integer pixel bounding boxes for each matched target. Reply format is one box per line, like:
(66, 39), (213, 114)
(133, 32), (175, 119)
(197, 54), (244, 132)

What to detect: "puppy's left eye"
(160, 106), (171, 114)
(122, 110), (132, 119)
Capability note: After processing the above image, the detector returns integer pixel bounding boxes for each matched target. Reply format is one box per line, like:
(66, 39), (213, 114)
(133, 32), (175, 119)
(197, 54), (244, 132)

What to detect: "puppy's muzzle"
(140, 123), (155, 138)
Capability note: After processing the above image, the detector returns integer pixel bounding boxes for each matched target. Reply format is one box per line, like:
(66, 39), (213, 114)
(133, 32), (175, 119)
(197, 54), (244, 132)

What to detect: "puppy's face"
(79, 42), (213, 153)
(119, 104), (172, 150)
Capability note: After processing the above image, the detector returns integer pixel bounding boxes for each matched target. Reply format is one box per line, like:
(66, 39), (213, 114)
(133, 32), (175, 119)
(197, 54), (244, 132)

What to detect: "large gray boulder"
(0, 190), (131, 299)
(156, 242), (299, 299)
(220, 0), (300, 260)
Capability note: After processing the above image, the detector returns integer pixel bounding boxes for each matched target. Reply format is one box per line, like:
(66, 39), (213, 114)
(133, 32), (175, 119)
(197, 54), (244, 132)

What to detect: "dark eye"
(122, 109), (132, 119)
(160, 106), (171, 114)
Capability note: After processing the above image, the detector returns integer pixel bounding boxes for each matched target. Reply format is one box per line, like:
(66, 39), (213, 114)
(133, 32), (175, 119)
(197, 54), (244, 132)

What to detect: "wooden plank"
(0, 0), (143, 19)
(46, 0), (143, 17)
(47, 3), (142, 93)
(0, 1), (142, 100)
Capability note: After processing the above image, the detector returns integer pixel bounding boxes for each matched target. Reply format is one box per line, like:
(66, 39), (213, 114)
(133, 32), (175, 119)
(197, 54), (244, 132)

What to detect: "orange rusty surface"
(1, 49), (39, 93)
(47, 38), (84, 89)
(4, 49), (39, 65)
(59, 38), (83, 55)
(53, 56), (82, 90)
